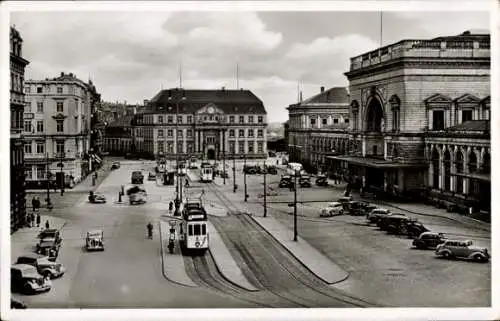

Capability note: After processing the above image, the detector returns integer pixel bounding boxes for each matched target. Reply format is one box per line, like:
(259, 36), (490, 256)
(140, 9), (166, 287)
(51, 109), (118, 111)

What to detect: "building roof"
(145, 88), (266, 114)
(445, 120), (490, 133)
(107, 115), (134, 128)
(302, 87), (349, 104)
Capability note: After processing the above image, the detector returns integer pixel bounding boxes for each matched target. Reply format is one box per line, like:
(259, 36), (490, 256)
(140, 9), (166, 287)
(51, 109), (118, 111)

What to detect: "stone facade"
(287, 86), (350, 173)
(24, 72), (101, 189)
(135, 88), (268, 161)
(10, 26), (30, 232)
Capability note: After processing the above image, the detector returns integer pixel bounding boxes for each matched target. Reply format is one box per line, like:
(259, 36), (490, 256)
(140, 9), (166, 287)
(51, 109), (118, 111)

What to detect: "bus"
(286, 162), (303, 176)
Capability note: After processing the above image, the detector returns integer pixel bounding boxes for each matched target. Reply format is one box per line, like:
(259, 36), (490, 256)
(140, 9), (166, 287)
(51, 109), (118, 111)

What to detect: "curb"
(158, 221), (197, 288)
(248, 214), (349, 285)
(369, 200), (490, 232)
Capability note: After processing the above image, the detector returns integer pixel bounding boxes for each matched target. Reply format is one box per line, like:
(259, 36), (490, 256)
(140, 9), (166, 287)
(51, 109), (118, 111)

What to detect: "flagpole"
(179, 62), (182, 88)
(380, 11), (383, 47)
(236, 62), (239, 89)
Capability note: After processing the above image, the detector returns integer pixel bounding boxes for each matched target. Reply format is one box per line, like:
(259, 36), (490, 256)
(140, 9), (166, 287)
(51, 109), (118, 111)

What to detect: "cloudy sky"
(10, 7), (489, 122)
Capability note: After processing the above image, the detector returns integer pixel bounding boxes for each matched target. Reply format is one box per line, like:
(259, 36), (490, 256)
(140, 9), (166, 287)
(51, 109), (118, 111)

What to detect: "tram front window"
(188, 225), (193, 236)
(201, 224), (206, 235)
(194, 224), (201, 235)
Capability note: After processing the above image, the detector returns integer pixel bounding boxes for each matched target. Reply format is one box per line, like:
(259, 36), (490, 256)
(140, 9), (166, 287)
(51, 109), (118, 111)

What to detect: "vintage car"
(16, 253), (65, 279)
(279, 175), (292, 188)
(36, 229), (62, 259)
(243, 165), (259, 175)
(435, 239), (490, 262)
(319, 202), (344, 217)
(315, 174), (328, 187)
(11, 264), (52, 294)
(366, 208), (392, 224)
(299, 175), (312, 188)
(86, 230), (105, 251)
(131, 171), (144, 184)
(88, 191), (106, 204)
(266, 166), (278, 175)
(148, 172), (157, 181)
(127, 185), (147, 205)
(377, 214), (408, 231)
(11, 297), (27, 309)
(111, 162), (121, 169)
(412, 232), (447, 249)
(347, 201), (371, 216)
(337, 196), (354, 211)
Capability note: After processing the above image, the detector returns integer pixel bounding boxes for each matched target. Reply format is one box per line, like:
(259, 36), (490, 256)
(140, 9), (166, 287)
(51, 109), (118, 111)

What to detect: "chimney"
(69, 73), (73, 77)
(222, 86), (225, 91)
(300, 91), (303, 102)
(143, 99), (149, 106)
(60, 72), (64, 77)
(321, 86), (325, 93)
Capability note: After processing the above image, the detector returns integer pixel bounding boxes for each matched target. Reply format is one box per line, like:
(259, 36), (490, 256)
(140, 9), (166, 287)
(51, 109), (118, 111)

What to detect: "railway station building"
(327, 30), (490, 213)
(134, 87), (268, 161)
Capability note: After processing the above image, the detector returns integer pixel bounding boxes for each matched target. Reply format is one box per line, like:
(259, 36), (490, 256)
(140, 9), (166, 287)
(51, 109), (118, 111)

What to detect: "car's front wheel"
(442, 251), (452, 259)
(474, 254), (488, 263)
(43, 271), (53, 279)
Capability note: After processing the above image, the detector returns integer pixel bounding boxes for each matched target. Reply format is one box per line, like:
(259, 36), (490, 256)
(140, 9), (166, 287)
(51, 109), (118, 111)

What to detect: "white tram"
(200, 163), (213, 182)
(180, 198), (209, 255)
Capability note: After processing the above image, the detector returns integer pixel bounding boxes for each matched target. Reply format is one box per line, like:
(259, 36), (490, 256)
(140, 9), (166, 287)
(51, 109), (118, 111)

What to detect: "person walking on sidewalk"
(27, 214), (32, 228)
(36, 213), (41, 227)
(32, 197), (37, 212)
(45, 220), (50, 230)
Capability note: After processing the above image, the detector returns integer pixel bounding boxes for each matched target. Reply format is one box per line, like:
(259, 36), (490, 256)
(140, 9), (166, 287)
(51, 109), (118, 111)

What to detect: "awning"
(326, 155), (427, 169)
(94, 154), (102, 163)
(451, 172), (490, 182)
(91, 154), (102, 164)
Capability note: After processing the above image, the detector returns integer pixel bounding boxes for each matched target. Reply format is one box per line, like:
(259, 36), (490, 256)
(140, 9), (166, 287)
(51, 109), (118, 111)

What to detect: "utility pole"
(59, 152), (64, 196)
(45, 151), (52, 209)
(263, 162), (267, 217)
(233, 153), (236, 193)
(294, 169), (298, 241)
(222, 130), (226, 185)
(243, 153), (248, 202)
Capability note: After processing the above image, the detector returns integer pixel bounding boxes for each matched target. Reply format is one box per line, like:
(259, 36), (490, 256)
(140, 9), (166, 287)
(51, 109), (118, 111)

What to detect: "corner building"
(332, 31), (490, 212)
(24, 72), (102, 189)
(10, 26), (30, 232)
(136, 88), (268, 160)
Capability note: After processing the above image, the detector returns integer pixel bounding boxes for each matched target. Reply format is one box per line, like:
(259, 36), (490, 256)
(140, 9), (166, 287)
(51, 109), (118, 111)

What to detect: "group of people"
(27, 196), (51, 229)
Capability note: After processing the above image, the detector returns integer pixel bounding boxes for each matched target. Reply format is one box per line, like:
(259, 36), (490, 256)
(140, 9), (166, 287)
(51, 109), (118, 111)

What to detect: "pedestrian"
(185, 178), (190, 187)
(469, 206), (473, 216)
(36, 213), (41, 227)
(32, 197), (36, 211)
(31, 213), (35, 227)
(35, 196), (41, 211)
(27, 214), (32, 228)
(45, 220), (50, 230)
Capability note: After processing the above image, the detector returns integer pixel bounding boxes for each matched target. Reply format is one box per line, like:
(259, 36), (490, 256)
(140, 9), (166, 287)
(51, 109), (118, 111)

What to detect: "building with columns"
(135, 88), (268, 160)
(24, 72), (102, 189)
(326, 30), (490, 213)
(10, 26), (30, 232)
(287, 86), (350, 173)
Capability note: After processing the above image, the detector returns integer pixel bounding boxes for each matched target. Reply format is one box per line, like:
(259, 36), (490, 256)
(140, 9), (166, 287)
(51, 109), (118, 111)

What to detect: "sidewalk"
(158, 219), (197, 287)
(206, 222), (258, 291)
(251, 214), (349, 285)
(11, 215), (67, 262)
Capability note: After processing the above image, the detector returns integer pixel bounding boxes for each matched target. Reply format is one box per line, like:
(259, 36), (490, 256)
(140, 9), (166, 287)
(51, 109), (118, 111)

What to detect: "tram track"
(206, 181), (380, 307)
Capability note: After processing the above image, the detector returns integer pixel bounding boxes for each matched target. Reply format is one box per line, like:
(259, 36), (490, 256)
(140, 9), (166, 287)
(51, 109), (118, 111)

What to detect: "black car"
(406, 221), (430, 239)
(299, 175), (311, 188)
(131, 171), (144, 184)
(266, 166), (278, 175)
(348, 201), (370, 216)
(412, 232), (447, 249)
(279, 175), (292, 188)
(111, 162), (120, 169)
(315, 174), (328, 186)
(377, 214), (407, 231)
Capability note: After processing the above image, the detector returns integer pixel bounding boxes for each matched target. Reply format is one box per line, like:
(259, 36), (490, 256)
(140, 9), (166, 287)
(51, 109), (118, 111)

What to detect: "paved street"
(11, 158), (491, 308)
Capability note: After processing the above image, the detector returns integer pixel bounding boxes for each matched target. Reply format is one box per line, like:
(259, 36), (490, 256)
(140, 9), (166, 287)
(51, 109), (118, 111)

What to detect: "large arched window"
(365, 98), (384, 132)
(389, 95), (401, 132)
(468, 151), (477, 173)
(455, 150), (464, 194)
(432, 147), (440, 188)
(482, 151), (490, 174)
(443, 149), (451, 191)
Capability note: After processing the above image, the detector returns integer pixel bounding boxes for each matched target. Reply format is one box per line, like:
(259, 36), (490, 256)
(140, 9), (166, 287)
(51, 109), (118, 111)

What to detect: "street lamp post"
(59, 152), (65, 196)
(222, 129), (226, 185)
(263, 161), (267, 217)
(45, 152), (52, 209)
(243, 153), (248, 202)
(169, 90), (186, 216)
(233, 153), (236, 193)
(294, 169), (298, 241)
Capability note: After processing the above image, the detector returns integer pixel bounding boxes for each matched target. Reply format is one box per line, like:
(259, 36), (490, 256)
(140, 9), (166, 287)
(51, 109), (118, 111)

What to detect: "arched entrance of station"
(365, 98), (384, 132)
(207, 148), (215, 160)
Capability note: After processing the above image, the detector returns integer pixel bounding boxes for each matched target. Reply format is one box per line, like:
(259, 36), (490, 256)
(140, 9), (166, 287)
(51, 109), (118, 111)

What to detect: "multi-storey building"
(287, 86), (350, 173)
(24, 72), (102, 189)
(10, 26), (30, 232)
(103, 115), (135, 155)
(326, 30), (490, 212)
(135, 88), (268, 160)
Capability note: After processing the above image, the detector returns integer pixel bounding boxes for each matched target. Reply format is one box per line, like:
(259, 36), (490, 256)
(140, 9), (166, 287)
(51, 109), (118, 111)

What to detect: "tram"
(180, 197), (209, 255)
(200, 162), (213, 182)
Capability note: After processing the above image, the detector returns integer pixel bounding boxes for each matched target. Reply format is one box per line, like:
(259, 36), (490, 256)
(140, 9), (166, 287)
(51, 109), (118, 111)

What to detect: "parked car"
(111, 162), (120, 169)
(244, 165), (258, 175)
(405, 220), (430, 239)
(37, 229), (62, 243)
(337, 196), (353, 211)
(127, 185), (147, 205)
(362, 204), (378, 216)
(279, 175), (292, 188)
(435, 239), (490, 262)
(366, 208), (392, 224)
(315, 174), (328, 186)
(86, 230), (105, 251)
(266, 165), (278, 175)
(11, 264), (52, 294)
(299, 175), (312, 188)
(413, 232), (447, 249)
(131, 171), (144, 184)
(36, 229), (62, 258)
(377, 214), (408, 231)
(16, 254), (65, 279)
(88, 191), (106, 204)
(11, 297), (27, 309)
(148, 172), (156, 181)
(347, 201), (371, 216)
(320, 202), (344, 217)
